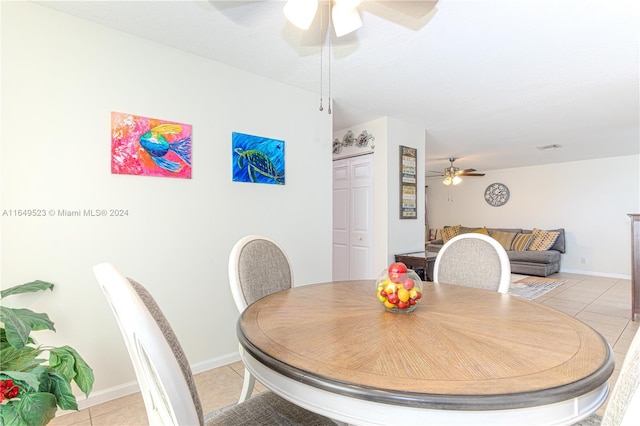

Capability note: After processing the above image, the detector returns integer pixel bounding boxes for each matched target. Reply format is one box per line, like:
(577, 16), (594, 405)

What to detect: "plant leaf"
(0, 281), (54, 299)
(48, 371), (78, 411)
(15, 392), (57, 426)
(48, 347), (76, 382)
(0, 401), (29, 426)
(71, 349), (94, 396)
(1, 329), (35, 350)
(0, 371), (41, 392)
(0, 346), (44, 372)
(49, 346), (94, 396)
(0, 307), (31, 350)
(6, 308), (55, 333)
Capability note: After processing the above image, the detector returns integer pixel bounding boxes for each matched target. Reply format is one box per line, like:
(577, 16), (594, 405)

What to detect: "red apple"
(387, 293), (399, 304)
(402, 278), (415, 290)
(397, 301), (410, 309)
(388, 262), (408, 283)
(409, 299), (417, 305)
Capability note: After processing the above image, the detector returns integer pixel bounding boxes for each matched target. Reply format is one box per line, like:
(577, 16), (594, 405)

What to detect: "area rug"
(508, 276), (568, 300)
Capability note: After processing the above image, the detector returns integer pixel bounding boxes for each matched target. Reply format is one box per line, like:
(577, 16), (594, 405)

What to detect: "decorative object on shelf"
(111, 112), (192, 179)
(484, 182), (510, 207)
(356, 130), (375, 148)
(342, 130), (355, 146)
(232, 132), (285, 185)
(375, 262), (423, 313)
(333, 130), (375, 154)
(400, 145), (418, 219)
(0, 280), (94, 426)
(332, 138), (342, 154)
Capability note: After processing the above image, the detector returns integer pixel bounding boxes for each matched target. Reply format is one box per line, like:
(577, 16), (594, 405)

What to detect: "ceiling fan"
(283, 0), (439, 40)
(429, 158), (486, 186)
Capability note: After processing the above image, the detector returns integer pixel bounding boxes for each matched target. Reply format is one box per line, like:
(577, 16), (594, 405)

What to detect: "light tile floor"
(50, 272), (637, 425)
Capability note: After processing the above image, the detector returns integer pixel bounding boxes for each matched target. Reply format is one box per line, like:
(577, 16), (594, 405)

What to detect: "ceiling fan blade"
(363, 1), (439, 31)
(461, 168), (476, 173)
(460, 172), (485, 176)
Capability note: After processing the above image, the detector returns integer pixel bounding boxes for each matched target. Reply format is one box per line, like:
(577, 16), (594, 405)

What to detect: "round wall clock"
(484, 183), (510, 207)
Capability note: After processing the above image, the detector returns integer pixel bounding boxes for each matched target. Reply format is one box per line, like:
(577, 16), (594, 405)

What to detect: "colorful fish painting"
(111, 112), (192, 179)
(232, 132), (285, 185)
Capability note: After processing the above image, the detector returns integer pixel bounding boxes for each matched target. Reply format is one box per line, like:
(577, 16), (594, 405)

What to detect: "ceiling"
(35, 0), (639, 177)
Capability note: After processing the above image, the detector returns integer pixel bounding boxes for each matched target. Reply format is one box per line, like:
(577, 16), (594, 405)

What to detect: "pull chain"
(328, 24), (332, 115)
(319, 4), (324, 112)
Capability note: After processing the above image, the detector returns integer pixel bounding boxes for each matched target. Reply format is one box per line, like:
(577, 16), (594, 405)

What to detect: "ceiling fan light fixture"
(452, 176), (462, 185)
(335, 0), (362, 9)
(283, 0), (319, 30)
(443, 176), (452, 186)
(332, 3), (362, 37)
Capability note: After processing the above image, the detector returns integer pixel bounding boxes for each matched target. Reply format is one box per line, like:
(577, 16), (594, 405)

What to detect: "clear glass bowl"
(375, 268), (423, 313)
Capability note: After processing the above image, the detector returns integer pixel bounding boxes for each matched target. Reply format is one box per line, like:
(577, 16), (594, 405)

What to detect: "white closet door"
(332, 159), (350, 281)
(332, 155), (374, 280)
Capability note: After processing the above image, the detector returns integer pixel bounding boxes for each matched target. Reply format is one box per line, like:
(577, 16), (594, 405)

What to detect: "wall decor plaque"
(399, 145), (417, 219)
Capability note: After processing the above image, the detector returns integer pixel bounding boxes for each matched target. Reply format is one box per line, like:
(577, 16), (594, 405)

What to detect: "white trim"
(560, 269), (631, 280)
(57, 351), (241, 415)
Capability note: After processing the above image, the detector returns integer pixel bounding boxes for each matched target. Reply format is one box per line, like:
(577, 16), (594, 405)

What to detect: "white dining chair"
(433, 232), (512, 294)
(228, 235), (293, 402)
(93, 262), (334, 426)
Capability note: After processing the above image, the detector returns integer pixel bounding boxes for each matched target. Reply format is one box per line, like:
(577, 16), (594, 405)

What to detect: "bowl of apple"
(376, 262), (423, 313)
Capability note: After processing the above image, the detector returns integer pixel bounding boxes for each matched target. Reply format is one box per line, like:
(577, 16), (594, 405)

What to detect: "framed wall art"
(111, 112), (192, 179)
(232, 132), (285, 185)
(399, 145), (417, 219)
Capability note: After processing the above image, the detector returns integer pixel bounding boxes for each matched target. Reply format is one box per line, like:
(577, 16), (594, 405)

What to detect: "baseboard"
(560, 268), (631, 280)
(57, 351), (241, 415)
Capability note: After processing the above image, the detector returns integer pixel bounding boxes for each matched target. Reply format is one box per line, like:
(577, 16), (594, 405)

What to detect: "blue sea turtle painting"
(232, 132), (285, 185)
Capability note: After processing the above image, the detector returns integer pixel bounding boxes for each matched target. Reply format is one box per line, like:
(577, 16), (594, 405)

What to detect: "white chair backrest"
(228, 235), (293, 312)
(433, 233), (511, 294)
(93, 263), (202, 426)
(602, 326), (640, 426)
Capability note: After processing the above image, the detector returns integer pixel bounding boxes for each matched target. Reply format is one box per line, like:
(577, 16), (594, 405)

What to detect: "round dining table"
(237, 280), (614, 425)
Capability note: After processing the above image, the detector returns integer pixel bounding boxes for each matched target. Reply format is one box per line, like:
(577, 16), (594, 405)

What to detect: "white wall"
(334, 117), (425, 276)
(1, 1), (332, 407)
(385, 118), (427, 260)
(426, 155), (640, 278)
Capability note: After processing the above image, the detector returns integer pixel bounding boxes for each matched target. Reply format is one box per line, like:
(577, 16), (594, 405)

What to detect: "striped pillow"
(441, 225), (461, 243)
(528, 228), (560, 251)
(511, 233), (533, 251)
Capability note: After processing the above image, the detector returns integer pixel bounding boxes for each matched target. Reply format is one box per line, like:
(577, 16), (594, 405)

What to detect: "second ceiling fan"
(431, 158), (486, 186)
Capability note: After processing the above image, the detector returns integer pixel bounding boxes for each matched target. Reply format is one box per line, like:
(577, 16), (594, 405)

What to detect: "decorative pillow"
(441, 225), (461, 243)
(511, 233), (533, 251)
(491, 230), (517, 251)
(528, 228), (561, 251)
(473, 227), (490, 235)
(459, 226), (480, 234)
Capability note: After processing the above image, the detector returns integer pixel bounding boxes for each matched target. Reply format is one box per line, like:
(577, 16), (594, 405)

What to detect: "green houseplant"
(0, 280), (94, 426)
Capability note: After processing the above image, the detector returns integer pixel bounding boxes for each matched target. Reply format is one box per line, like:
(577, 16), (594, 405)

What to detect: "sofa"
(425, 226), (566, 277)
